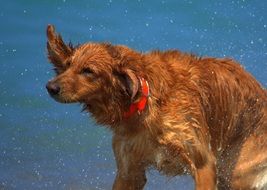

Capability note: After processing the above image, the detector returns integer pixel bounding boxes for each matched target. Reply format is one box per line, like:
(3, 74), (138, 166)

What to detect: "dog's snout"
(46, 81), (60, 96)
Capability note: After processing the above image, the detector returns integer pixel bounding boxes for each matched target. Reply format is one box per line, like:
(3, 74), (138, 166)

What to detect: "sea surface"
(0, 0), (266, 189)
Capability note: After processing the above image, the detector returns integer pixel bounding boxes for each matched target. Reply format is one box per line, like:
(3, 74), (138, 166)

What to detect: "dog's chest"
(151, 147), (189, 176)
(114, 133), (189, 176)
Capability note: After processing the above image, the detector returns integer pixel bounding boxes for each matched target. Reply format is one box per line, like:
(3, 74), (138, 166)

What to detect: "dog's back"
(142, 50), (267, 189)
(196, 58), (267, 189)
(147, 51), (267, 189)
(166, 53), (267, 189)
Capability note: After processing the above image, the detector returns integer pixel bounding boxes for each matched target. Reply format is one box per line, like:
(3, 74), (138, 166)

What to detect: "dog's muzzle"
(46, 81), (60, 96)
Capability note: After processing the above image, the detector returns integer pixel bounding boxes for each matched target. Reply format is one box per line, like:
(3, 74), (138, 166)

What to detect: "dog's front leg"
(112, 135), (147, 190)
(180, 147), (216, 190)
(194, 160), (217, 190)
(112, 171), (146, 190)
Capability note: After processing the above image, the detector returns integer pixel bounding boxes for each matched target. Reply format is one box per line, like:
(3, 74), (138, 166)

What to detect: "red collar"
(124, 77), (150, 118)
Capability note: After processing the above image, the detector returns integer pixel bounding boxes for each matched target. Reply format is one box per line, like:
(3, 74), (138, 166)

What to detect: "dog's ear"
(46, 24), (73, 74)
(103, 43), (121, 60)
(115, 69), (139, 101)
(106, 44), (140, 100)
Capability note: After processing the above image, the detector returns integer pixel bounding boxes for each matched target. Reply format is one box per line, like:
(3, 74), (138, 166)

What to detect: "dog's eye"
(81, 68), (94, 77)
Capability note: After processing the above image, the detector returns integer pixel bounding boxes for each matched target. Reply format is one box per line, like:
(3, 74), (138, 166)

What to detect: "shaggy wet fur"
(46, 25), (267, 190)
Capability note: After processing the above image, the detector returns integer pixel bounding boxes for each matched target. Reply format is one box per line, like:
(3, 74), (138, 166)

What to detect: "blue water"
(0, 1), (266, 189)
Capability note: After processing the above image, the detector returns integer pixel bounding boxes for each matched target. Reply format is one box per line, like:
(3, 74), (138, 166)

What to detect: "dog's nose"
(46, 81), (60, 96)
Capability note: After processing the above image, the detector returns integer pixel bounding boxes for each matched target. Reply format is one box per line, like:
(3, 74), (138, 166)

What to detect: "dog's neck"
(123, 77), (150, 118)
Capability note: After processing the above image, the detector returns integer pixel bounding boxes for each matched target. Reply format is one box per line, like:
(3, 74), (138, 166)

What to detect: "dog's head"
(46, 25), (145, 125)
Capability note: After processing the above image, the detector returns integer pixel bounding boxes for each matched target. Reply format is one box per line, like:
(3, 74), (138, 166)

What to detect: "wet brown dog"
(46, 25), (267, 190)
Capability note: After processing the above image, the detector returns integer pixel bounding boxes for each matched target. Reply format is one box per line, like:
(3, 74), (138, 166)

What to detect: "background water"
(0, 0), (266, 189)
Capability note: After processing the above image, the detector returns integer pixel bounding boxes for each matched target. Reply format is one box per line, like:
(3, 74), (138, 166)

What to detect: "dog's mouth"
(47, 93), (75, 104)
